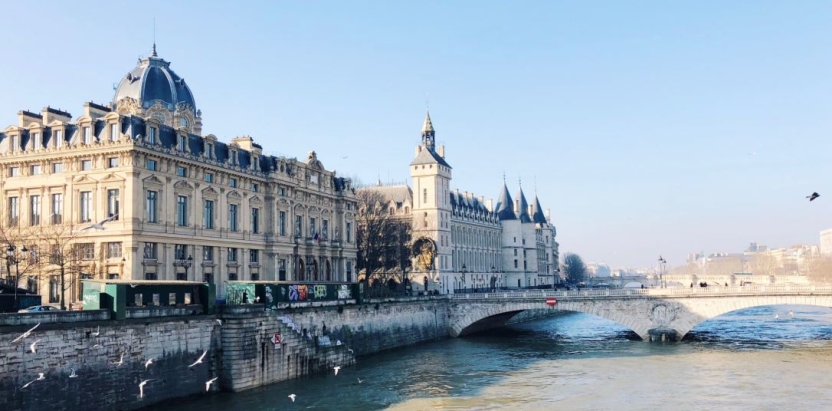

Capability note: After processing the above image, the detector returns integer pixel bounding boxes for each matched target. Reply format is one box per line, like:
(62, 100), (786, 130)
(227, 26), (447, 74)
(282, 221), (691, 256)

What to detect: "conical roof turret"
(532, 195), (547, 224)
(495, 183), (517, 220)
(516, 187), (531, 223)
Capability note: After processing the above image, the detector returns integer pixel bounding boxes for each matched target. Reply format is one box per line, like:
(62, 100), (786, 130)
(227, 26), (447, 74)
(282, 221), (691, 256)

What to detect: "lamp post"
(658, 256), (667, 289)
(461, 264), (467, 293)
(490, 266), (497, 292)
(6, 245), (28, 310)
(175, 255), (193, 281)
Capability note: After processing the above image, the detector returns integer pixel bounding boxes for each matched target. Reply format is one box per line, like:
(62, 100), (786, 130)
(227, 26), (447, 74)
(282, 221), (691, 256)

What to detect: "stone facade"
(0, 49), (359, 305)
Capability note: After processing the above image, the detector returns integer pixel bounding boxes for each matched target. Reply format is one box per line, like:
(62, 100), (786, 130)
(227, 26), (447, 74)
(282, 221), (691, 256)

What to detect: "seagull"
(288, 394), (297, 402)
(69, 368), (78, 378)
(807, 192), (820, 201)
(129, 284), (138, 288)
(30, 339), (41, 354)
(138, 379), (152, 399)
(112, 353), (124, 366)
(216, 319), (222, 327)
(205, 377), (218, 392)
(11, 323), (40, 343)
(775, 314), (780, 319)
(748, 151), (756, 156)
(93, 344), (102, 349)
(789, 310), (794, 317)
(189, 349), (208, 368)
(357, 378), (363, 384)
(92, 326), (100, 337)
(333, 366), (341, 376)
(347, 348), (354, 354)
(144, 358), (154, 369)
(21, 373), (45, 389)
(80, 214), (118, 231)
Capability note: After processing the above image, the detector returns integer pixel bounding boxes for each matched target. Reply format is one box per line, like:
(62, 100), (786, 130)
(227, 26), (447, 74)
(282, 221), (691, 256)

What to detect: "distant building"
(820, 228), (832, 256)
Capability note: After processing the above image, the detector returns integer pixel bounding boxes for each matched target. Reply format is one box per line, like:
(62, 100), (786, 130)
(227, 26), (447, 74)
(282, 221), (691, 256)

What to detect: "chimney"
(231, 136), (255, 151)
(486, 198), (493, 212)
(83, 102), (111, 119)
(415, 145), (422, 157)
(437, 145), (445, 158)
(17, 110), (43, 127)
(41, 107), (72, 124)
(545, 208), (551, 221)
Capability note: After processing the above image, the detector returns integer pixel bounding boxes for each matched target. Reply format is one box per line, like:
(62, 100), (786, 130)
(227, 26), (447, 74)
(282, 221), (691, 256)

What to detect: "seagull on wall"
(144, 358), (154, 369)
(216, 319), (223, 327)
(21, 373), (45, 389)
(189, 349), (208, 368)
(205, 377), (218, 392)
(92, 326), (100, 337)
(333, 366), (341, 376)
(138, 379), (153, 399)
(69, 368), (78, 378)
(807, 192), (820, 201)
(80, 214), (118, 231)
(11, 323), (40, 344)
(30, 339), (41, 354)
(112, 352), (125, 366)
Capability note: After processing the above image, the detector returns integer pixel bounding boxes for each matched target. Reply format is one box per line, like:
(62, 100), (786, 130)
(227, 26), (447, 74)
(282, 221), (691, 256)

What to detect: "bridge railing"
(448, 284), (832, 300)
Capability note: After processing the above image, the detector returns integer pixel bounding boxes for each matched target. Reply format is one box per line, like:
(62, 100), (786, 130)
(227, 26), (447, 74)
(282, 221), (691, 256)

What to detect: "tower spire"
(152, 18), (158, 57)
(421, 111), (435, 151)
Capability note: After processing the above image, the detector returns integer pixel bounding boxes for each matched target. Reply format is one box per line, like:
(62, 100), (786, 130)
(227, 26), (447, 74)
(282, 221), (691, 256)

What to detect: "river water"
(156, 305), (832, 411)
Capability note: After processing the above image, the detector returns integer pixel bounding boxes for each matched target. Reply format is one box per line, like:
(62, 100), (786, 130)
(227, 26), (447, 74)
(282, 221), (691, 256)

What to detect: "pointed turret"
(516, 188), (531, 223)
(532, 195), (547, 224)
(495, 183), (517, 220)
(421, 111), (435, 151)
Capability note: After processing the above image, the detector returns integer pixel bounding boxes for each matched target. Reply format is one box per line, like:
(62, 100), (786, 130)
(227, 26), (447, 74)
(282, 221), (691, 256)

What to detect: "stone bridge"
(447, 285), (832, 341)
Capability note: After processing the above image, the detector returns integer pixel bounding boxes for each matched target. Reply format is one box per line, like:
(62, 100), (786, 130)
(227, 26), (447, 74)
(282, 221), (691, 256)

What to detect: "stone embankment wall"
(221, 299), (449, 391)
(0, 313), (218, 411)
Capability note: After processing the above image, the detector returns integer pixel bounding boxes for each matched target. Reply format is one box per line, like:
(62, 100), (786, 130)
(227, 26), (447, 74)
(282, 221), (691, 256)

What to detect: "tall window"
(202, 246), (213, 261)
(251, 208), (260, 234)
(83, 127), (91, 144)
(8, 167), (19, 177)
(279, 211), (286, 236)
(51, 194), (62, 224)
(295, 215), (302, 237)
(54, 130), (62, 147)
(249, 249), (259, 264)
(146, 190), (158, 223)
(227, 248), (237, 262)
(310, 217), (317, 238)
(49, 276), (59, 303)
(252, 183), (259, 192)
(110, 123), (119, 142)
(146, 159), (157, 171)
(229, 178), (237, 188)
(76, 243), (94, 260)
(423, 188), (427, 204)
(148, 127), (157, 145)
(278, 259), (286, 281)
(80, 159), (92, 171)
(205, 142), (214, 159)
(32, 133), (40, 149)
(346, 261), (353, 282)
(204, 172), (213, 183)
(80, 192), (91, 223)
(229, 204), (238, 231)
(107, 189), (119, 219)
(143, 242), (158, 259)
(30, 165), (41, 175)
(177, 135), (186, 151)
(175, 244), (187, 260)
(176, 166), (187, 177)
(29, 195), (40, 226)
(176, 195), (188, 226)
(107, 242), (122, 259)
(107, 157), (118, 168)
(323, 220), (329, 240)
(346, 222), (352, 242)
(204, 200), (214, 229)
(52, 162), (63, 173)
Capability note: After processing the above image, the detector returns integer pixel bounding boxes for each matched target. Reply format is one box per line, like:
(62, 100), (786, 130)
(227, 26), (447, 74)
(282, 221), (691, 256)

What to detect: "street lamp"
(658, 255), (667, 289)
(175, 255), (193, 281)
(461, 264), (467, 293)
(491, 266), (497, 292)
(6, 244), (28, 310)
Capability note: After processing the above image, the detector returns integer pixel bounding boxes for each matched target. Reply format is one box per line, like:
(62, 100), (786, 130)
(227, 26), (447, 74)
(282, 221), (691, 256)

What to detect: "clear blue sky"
(1, 1), (831, 269)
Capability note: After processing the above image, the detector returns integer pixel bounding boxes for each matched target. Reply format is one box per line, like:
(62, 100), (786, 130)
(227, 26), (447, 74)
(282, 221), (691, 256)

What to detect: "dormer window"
(32, 132), (41, 149)
(110, 123), (119, 142)
(54, 130), (63, 148)
(148, 127), (157, 145)
(252, 155), (259, 171)
(205, 142), (214, 159)
(11, 135), (19, 152)
(230, 149), (238, 166)
(177, 135), (186, 152)
(83, 127), (91, 145)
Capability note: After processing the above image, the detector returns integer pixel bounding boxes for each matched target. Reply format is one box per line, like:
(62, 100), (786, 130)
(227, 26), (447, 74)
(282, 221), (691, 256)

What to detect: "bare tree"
(803, 255), (832, 284)
(355, 190), (412, 292)
(0, 223), (40, 309)
(30, 223), (100, 310)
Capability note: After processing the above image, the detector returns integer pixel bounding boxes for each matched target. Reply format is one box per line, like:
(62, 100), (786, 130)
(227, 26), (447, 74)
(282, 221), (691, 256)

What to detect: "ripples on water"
(154, 305), (832, 411)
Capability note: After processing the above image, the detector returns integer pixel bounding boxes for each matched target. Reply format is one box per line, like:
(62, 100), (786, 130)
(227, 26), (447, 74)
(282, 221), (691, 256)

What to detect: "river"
(155, 305), (832, 410)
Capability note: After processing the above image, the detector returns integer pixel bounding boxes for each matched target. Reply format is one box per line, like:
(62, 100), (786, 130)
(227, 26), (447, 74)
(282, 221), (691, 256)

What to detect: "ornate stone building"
(363, 112), (559, 293)
(0, 47), (358, 305)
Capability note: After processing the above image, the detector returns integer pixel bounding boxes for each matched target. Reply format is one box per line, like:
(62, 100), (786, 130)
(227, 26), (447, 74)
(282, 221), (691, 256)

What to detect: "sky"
(1, 1), (831, 269)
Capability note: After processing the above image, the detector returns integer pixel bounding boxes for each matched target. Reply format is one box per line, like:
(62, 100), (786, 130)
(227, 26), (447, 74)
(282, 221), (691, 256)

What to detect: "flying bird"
(807, 192), (820, 201)
(30, 339), (41, 354)
(347, 348), (354, 354)
(144, 358), (154, 369)
(357, 378), (363, 384)
(216, 319), (223, 327)
(138, 379), (153, 399)
(80, 214), (118, 231)
(69, 368), (78, 378)
(93, 344), (102, 349)
(205, 377), (218, 392)
(789, 310), (794, 318)
(333, 366), (341, 376)
(21, 373), (45, 389)
(189, 349), (208, 368)
(288, 394), (297, 402)
(11, 322), (40, 343)
(92, 326), (100, 337)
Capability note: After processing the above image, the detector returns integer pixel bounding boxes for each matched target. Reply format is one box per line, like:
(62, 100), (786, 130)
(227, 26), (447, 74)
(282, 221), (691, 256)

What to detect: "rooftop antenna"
(151, 17), (158, 57)
(502, 172), (506, 183)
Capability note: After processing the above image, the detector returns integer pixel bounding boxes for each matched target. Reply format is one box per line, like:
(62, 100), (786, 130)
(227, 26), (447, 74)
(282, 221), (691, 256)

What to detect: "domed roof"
(112, 45), (196, 115)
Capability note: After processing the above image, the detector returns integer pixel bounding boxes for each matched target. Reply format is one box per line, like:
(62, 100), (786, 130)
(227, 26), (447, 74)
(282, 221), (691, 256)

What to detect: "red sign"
(546, 297), (557, 306)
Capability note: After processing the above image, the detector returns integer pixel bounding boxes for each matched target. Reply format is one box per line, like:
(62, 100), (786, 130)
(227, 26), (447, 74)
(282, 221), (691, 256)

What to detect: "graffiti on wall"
(226, 282), (255, 305)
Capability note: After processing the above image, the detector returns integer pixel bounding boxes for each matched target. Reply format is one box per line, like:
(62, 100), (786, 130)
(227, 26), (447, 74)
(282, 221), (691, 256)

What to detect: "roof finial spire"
(151, 18), (158, 57)
(518, 177), (522, 188)
(426, 91), (429, 112)
(503, 172), (506, 183)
